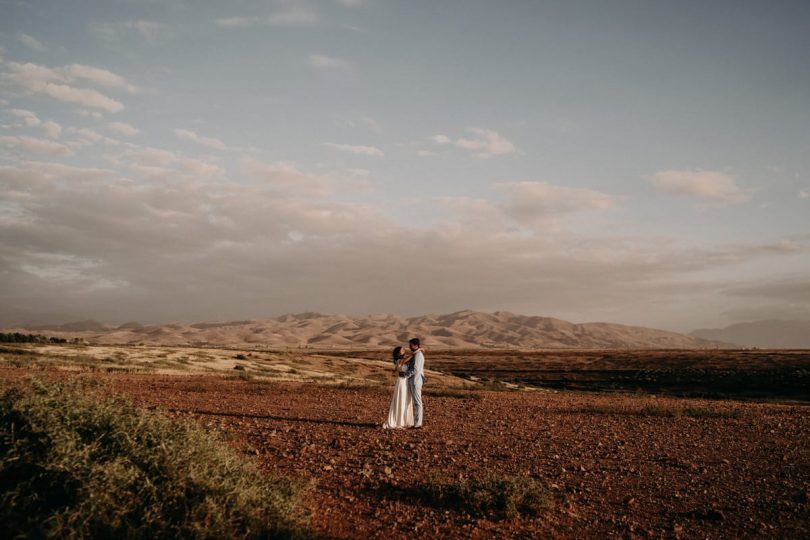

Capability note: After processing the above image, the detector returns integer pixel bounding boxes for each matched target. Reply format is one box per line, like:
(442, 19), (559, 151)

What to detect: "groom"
(405, 338), (426, 428)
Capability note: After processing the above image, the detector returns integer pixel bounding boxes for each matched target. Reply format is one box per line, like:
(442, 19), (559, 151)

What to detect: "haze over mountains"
(7, 310), (733, 349)
(691, 320), (810, 349)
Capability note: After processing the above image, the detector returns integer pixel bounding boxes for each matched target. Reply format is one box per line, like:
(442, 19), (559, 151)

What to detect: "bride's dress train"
(383, 375), (414, 429)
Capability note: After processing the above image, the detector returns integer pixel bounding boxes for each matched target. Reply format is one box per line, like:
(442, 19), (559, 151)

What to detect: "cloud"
(60, 64), (139, 93)
(77, 109), (103, 119)
(309, 54), (351, 70)
(722, 277), (810, 303)
(429, 134), (451, 145)
(428, 128), (516, 159)
(216, 16), (261, 28)
(241, 158), (333, 198)
(94, 20), (173, 44)
(173, 129), (227, 150)
(718, 276), (810, 322)
(324, 143), (384, 158)
(4, 62), (130, 112)
(800, 189), (810, 199)
(9, 108), (41, 127)
(112, 144), (224, 178)
(0, 135), (73, 156)
(42, 121), (62, 139)
(500, 182), (613, 224)
(439, 181), (614, 231)
(216, 8), (319, 29)
(269, 7), (319, 26)
(18, 33), (45, 51)
(648, 170), (752, 205)
(128, 146), (176, 164)
(0, 159), (806, 328)
(108, 122), (140, 137)
(68, 128), (121, 147)
(7, 110), (60, 138)
(42, 84), (123, 112)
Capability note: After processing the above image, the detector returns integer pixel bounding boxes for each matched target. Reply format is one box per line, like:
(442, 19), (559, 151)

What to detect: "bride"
(383, 346), (414, 429)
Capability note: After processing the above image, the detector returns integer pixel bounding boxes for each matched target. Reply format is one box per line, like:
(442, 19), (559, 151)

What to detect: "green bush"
(421, 471), (550, 519)
(0, 379), (309, 539)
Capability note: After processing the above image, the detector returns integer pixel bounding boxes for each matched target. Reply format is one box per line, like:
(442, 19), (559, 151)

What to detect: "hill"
(5, 310), (728, 349)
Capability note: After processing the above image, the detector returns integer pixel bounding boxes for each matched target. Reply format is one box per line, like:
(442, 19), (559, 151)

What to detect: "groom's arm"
(405, 351), (424, 379)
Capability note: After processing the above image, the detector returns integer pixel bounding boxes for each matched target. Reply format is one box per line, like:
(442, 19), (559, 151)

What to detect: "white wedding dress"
(383, 364), (414, 429)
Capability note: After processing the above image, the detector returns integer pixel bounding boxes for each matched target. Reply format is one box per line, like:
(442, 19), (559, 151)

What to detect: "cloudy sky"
(1, 0), (809, 332)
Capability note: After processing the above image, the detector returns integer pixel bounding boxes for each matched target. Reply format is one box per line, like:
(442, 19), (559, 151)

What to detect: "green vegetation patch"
(420, 471), (551, 519)
(0, 379), (309, 539)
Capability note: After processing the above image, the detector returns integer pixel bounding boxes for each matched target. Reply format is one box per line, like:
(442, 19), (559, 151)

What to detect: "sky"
(0, 0), (809, 332)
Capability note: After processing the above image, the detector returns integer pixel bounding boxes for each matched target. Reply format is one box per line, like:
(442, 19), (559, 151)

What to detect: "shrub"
(421, 471), (550, 519)
(0, 379), (309, 539)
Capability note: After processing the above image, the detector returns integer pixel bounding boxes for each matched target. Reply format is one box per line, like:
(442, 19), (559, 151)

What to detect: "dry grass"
(418, 471), (551, 519)
(0, 378), (309, 539)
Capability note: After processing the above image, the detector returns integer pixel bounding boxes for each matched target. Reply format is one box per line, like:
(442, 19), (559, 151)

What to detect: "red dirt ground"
(3, 368), (809, 539)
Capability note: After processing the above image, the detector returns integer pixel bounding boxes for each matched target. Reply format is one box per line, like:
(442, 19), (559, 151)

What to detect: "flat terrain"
(325, 348), (810, 401)
(2, 365), (809, 538)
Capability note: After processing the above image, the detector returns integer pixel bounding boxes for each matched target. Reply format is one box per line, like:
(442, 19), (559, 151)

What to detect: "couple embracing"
(383, 338), (425, 430)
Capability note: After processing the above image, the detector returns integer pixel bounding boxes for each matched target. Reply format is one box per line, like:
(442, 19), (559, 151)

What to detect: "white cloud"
(42, 121), (62, 139)
(0, 135), (73, 156)
(61, 64), (139, 93)
(269, 7), (319, 26)
(216, 9), (319, 29)
(9, 109), (62, 139)
(455, 128), (516, 159)
(324, 143), (384, 157)
(95, 20), (172, 44)
(69, 127), (121, 147)
(108, 121), (140, 136)
(114, 144), (224, 178)
(4, 62), (129, 112)
(242, 158), (333, 198)
(43, 84), (123, 112)
(500, 182), (614, 224)
(648, 170), (752, 205)
(337, 115), (381, 133)
(18, 33), (45, 51)
(129, 146), (177, 164)
(437, 181), (614, 232)
(132, 165), (174, 181)
(77, 109), (103, 119)
(181, 160), (224, 177)
(216, 16), (261, 28)
(428, 128), (516, 159)
(309, 54), (351, 70)
(173, 128), (227, 150)
(9, 108), (41, 127)
(429, 134), (452, 145)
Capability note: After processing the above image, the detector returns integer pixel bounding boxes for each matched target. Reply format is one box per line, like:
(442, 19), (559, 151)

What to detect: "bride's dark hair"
(391, 346), (404, 364)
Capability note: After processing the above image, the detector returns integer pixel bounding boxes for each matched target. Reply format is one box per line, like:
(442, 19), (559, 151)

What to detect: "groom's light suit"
(405, 349), (425, 427)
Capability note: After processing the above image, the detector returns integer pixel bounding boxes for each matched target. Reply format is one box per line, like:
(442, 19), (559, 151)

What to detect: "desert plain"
(1, 342), (809, 539)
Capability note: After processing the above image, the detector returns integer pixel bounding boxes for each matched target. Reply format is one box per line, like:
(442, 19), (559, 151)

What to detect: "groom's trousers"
(409, 377), (423, 427)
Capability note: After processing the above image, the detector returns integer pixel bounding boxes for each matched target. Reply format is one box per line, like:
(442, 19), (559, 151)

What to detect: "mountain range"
(7, 310), (733, 349)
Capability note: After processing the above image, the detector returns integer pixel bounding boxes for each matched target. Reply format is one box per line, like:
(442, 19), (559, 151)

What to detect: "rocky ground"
(3, 368), (807, 539)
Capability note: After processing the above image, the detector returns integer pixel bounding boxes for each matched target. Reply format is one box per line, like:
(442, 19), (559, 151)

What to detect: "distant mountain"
(29, 320), (110, 332)
(691, 320), (810, 349)
(4, 310), (729, 349)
